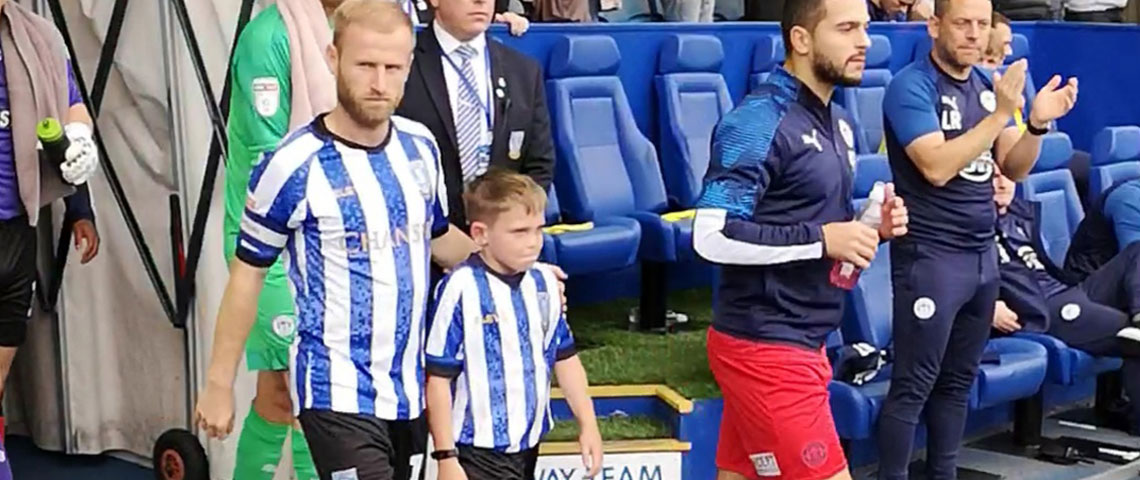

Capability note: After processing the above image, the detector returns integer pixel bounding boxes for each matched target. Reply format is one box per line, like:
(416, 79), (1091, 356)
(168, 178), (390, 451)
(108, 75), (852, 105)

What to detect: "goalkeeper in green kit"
(208, 1), (531, 478)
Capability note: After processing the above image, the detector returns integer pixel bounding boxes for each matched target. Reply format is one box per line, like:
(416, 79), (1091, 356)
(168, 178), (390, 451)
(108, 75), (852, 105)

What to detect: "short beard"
(337, 82), (393, 130)
(812, 55), (862, 87)
(935, 41), (972, 72)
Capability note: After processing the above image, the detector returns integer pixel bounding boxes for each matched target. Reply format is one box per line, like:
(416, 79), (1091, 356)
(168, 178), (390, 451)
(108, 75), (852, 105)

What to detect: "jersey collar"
(312, 113), (395, 152)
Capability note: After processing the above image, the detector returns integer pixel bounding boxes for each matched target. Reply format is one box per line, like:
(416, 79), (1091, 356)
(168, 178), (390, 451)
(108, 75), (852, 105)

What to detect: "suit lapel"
(416, 27), (457, 149)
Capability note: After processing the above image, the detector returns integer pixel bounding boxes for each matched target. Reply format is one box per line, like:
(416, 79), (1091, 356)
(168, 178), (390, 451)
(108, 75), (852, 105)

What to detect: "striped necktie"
(453, 44), (487, 184)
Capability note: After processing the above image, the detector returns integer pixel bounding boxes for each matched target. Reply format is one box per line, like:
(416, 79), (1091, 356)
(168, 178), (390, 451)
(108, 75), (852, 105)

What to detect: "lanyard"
(441, 43), (494, 129)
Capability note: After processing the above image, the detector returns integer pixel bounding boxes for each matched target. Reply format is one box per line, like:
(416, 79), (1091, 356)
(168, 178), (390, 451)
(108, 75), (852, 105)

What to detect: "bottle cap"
(37, 118), (63, 143)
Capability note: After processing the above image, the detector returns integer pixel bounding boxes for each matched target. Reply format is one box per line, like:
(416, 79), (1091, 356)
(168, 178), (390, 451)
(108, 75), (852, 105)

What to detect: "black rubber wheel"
(153, 428), (209, 480)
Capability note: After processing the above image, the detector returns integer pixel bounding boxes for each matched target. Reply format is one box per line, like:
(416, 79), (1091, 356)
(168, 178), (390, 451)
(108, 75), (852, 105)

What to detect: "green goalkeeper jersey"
(224, 5), (292, 247)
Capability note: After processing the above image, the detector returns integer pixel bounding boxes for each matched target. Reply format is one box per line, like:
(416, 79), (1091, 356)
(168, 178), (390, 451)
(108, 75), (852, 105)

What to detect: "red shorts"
(707, 328), (847, 480)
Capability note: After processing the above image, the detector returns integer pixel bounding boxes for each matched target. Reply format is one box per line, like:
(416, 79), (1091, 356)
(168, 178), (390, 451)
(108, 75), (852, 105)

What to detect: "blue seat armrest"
(1014, 331), (1074, 385)
(627, 211), (677, 262)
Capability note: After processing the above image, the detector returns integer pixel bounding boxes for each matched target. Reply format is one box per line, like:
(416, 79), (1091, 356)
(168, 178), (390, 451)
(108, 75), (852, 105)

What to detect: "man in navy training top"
(693, 0), (908, 478)
(989, 169), (1140, 434)
(194, 2), (474, 479)
(876, 0), (1079, 477)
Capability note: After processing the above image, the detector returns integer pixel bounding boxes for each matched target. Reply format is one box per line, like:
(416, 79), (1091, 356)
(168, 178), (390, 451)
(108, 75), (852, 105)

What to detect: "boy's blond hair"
(331, 0), (413, 49)
(464, 169), (547, 225)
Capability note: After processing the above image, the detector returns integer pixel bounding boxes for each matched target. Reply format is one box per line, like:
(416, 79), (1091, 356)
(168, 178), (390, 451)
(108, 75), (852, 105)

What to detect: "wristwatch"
(1026, 120), (1048, 136)
(431, 448), (459, 460)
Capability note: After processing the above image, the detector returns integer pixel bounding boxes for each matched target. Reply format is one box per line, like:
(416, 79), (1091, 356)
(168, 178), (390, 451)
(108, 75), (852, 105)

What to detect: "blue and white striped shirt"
(236, 114), (449, 420)
(425, 255), (576, 453)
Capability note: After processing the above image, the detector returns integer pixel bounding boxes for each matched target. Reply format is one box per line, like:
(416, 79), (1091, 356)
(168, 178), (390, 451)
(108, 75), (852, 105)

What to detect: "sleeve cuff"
(235, 247), (277, 269)
(555, 344), (577, 361)
(425, 360), (462, 378)
(432, 223), (449, 239)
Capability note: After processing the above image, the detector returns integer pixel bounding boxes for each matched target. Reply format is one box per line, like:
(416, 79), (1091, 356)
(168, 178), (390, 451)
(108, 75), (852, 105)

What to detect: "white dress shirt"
(434, 22), (494, 142)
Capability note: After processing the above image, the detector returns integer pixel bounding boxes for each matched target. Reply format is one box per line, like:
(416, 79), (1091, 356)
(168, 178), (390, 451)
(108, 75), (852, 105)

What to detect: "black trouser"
(0, 217), (36, 347)
(1048, 243), (1140, 427)
(1065, 7), (1124, 22)
(457, 445), (539, 480)
(299, 410), (423, 480)
(878, 242), (1000, 480)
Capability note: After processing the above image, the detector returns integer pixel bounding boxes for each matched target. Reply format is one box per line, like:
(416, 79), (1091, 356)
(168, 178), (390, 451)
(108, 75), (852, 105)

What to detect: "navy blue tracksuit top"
(693, 67), (857, 350)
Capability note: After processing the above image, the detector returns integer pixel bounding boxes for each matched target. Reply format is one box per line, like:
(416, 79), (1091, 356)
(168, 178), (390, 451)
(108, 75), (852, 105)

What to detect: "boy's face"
(471, 205), (545, 274)
(982, 23), (1012, 69)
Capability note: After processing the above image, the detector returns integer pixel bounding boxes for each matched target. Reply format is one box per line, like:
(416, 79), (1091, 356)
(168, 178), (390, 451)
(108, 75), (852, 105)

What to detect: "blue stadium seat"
(749, 35), (784, 92)
(1018, 132), (1084, 264)
(655, 34), (734, 209)
(841, 35), (892, 154)
(546, 34), (693, 326)
(1089, 126), (1140, 205)
(541, 185), (642, 276)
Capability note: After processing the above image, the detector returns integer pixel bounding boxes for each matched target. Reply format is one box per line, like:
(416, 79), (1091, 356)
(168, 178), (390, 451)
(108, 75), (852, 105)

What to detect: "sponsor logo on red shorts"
(801, 441), (829, 468)
(750, 452), (781, 477)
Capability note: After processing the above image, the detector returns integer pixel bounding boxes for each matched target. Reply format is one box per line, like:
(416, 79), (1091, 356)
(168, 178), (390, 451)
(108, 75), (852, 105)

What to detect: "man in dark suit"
(397, 0), (554, 229)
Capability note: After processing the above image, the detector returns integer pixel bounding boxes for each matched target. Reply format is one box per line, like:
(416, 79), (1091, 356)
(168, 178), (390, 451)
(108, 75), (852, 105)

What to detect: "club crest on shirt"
(409, 161), (432, 200)
(980, 90), (997, 113)
(252, 77), (280, 117)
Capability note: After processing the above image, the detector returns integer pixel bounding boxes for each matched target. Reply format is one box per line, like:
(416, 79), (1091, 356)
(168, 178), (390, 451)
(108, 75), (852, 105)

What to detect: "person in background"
(981, 12), (1013, 71)
(692, 0), (908, 477)
(0, 0), (100, 477)
(1064, 0), (1128, 22)
(980, 11), (1096, 208)
(424, 170), (601, 480)
(876, 0), (1077, 476)
(1066, 177), (1140, 279)
(398, 0), (556, 230)
(661, 0), (715, 22)
(867, 0), (934, 21)
(990, 169), (1140, 434)
(411, 0), (533, 33)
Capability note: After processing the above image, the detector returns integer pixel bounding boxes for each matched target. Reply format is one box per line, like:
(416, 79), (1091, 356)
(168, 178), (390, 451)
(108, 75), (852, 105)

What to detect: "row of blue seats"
(531, 30), (1140, 446)
(537, 28), (1140, 279)
(829, 125), (1140, 445)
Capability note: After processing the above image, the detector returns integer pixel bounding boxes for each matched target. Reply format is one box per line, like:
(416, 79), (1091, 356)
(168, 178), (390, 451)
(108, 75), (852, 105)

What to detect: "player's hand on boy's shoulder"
(539, 262), (569, 313)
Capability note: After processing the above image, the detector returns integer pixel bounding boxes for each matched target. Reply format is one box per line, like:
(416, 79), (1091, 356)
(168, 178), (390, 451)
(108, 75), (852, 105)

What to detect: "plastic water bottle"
(36, 117), (70, 168)
(829, 182), (887, 290)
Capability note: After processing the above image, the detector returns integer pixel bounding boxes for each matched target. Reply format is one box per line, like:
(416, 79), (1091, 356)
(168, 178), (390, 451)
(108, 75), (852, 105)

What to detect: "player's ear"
(927, 15), (940, 40)
(789, 25), (812, 57)
(325, 44), (339, 75)
(470, 221), (490, 247)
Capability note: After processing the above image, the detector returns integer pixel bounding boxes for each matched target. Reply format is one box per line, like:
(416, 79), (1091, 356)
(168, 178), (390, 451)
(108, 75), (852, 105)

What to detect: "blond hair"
(331, 0), (413, 49)
(464, 170), (547, 225)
